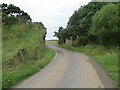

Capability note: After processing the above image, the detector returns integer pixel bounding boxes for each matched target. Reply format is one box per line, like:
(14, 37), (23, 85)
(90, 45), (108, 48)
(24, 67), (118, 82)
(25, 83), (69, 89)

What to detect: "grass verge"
(3, 47), (55, 88)
(54, 43), (118, 86)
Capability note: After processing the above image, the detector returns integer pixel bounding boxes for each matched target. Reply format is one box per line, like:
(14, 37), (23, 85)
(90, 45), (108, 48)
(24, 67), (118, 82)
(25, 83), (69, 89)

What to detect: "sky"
(0, 0), (91, 40)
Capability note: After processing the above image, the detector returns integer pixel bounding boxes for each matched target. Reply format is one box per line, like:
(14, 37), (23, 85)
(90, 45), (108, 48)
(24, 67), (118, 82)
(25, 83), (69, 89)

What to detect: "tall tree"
(54, 27), (65, 44)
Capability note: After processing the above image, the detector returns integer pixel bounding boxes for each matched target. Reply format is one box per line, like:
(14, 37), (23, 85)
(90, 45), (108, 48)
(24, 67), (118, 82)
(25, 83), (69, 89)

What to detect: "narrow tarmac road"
(15, 44), (114, 88)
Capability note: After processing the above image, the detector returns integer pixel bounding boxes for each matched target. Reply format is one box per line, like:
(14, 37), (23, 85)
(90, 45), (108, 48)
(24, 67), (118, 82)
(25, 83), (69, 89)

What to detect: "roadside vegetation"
(54, 2), (119, 87)
(3, 47), (55, 88)
(1, 3), (55, 88)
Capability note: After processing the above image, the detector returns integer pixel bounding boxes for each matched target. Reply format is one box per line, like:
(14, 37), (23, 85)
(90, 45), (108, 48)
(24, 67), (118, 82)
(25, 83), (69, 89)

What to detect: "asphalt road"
(15, 44), (114, 88)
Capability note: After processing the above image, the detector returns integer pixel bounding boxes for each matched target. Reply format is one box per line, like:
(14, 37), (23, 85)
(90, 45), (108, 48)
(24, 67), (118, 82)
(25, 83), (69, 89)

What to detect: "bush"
(89, 3), (119, 47)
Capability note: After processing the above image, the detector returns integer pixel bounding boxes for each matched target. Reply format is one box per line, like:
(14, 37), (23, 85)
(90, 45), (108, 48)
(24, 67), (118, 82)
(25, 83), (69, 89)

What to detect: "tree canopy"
(54, 2), (119, 47)
(0, 3), (31, 25)
(89, 3), (119, 46)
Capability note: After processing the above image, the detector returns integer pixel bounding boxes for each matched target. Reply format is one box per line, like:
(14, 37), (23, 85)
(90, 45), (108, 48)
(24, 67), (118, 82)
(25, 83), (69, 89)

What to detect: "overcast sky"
(0, 0), (91, 40)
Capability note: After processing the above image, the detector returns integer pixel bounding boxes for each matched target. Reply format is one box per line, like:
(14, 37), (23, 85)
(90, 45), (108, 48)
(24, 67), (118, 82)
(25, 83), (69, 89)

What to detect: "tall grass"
(2, 22), (55, 88)
(2, 23), (45, 63)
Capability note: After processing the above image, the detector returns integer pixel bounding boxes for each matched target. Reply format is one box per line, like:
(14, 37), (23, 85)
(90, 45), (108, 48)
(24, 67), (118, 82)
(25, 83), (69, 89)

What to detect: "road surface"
(15, 44), (114, 88)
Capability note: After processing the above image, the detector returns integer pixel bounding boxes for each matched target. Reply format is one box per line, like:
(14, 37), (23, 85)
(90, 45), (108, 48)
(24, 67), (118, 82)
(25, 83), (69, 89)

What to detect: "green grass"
(2, 23), (45, 63)
(3, 47), (55, 88)
(2, 23), (55, 88)
(53, 42), (118, 86)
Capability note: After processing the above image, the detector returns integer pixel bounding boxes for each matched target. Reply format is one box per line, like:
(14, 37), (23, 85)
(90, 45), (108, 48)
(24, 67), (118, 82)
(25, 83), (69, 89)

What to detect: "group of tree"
(54, 2), (119, 47)
(0, 3), (32, 26)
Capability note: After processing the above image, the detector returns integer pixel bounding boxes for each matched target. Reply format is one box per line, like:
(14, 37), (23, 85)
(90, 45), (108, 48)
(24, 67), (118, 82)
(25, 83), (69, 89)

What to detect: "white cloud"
(0, 0), (91, 40)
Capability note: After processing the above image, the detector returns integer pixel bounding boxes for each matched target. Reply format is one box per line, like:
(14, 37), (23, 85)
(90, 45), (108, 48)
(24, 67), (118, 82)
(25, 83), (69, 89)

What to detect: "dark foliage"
(0, 3), (32, 25)
(54, 2), (119, 47)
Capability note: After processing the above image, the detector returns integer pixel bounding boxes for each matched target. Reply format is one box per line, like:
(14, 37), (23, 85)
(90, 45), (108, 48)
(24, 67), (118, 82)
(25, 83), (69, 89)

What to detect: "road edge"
(88, 56), (117, 88)
(57, 46), (117, 88)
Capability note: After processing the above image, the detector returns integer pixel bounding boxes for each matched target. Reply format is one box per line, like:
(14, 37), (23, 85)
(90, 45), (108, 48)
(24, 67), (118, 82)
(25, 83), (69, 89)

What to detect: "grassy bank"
(55, 43), (118, 86)
(3, 23), (46, 63)
(2, 23), (55, 88)
(3, 47), (55, 88)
